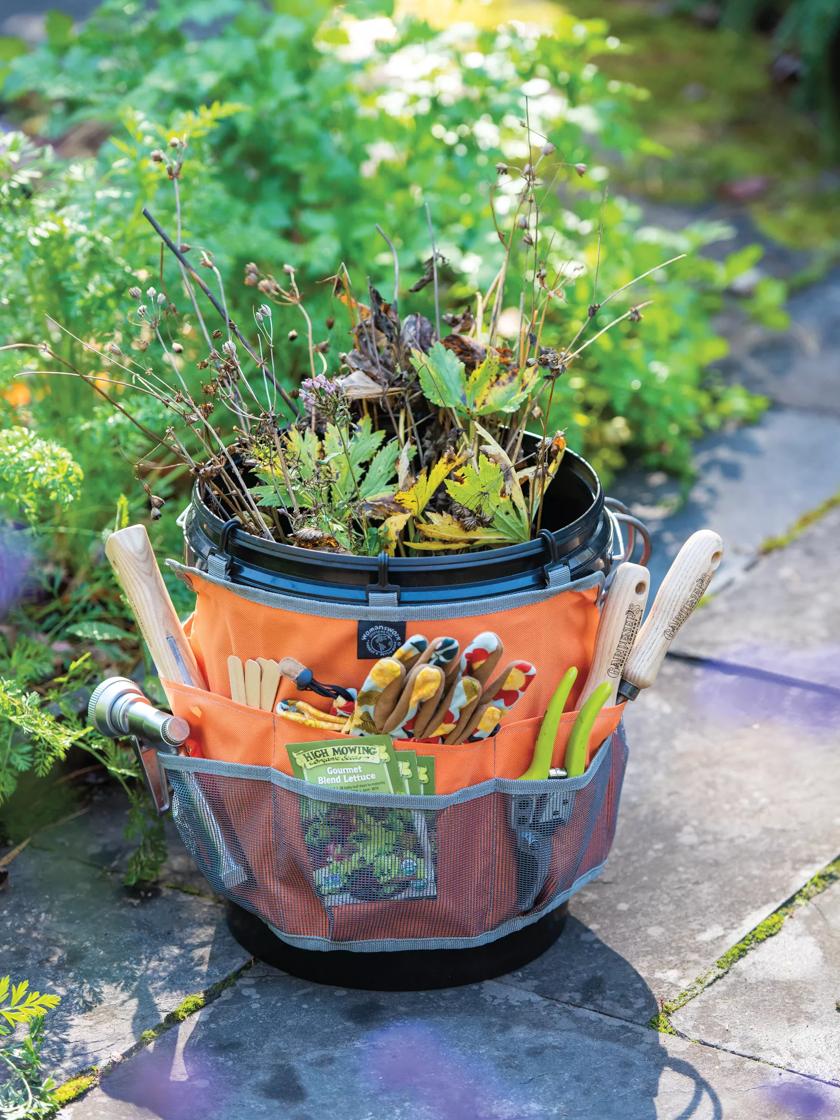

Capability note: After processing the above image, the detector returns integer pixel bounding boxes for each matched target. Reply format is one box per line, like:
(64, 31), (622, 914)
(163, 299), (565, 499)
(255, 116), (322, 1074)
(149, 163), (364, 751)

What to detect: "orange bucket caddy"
(156, 450), (636, 986)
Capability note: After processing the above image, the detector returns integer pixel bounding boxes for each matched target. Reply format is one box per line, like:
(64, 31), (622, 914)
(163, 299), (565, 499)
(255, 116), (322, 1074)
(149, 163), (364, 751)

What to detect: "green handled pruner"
(518, 669), (612, 781)
(518, 667), (578, 780)
(564, 681), (613, 777)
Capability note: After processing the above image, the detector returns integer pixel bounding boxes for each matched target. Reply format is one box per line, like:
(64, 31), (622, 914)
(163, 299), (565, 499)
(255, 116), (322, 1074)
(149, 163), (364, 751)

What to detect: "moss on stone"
(653, 854), (840, 1033)
(649, 1012), (677, 1035)
(50, 1069), (99, 1107)
(714, 912), (785, 971)
(172, 993), (206, 1022)
(760, 490), (840, 554)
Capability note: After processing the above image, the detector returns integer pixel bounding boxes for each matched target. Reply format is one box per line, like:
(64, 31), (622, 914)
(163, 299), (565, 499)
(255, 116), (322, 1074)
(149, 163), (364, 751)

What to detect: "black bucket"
(183, 447), (629, 605)
(225, 900), (570, 990)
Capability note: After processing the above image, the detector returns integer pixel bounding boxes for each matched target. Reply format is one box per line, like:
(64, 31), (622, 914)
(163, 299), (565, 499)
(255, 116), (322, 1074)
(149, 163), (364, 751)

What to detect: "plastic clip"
(207, 517), (240, 580)
(367, 551), (400, 607)
(539, 529), (571, 589)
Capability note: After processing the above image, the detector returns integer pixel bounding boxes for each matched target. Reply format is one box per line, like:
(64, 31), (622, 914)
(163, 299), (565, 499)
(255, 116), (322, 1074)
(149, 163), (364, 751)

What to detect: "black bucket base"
(225, 901), (569, 990)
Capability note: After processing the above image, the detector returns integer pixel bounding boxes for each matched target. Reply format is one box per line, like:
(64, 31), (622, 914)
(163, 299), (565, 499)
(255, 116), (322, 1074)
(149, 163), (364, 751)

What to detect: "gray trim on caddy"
(167, 559), (604, 622)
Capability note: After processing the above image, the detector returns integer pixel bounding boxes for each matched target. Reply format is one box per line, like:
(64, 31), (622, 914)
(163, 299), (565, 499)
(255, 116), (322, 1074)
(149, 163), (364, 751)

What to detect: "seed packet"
(300, 801), (437, 905)
(286, 735), (403, 793)
(395, 749), (422, 794)
(416, 755), (436, 795)
(288, 739), (437, 905)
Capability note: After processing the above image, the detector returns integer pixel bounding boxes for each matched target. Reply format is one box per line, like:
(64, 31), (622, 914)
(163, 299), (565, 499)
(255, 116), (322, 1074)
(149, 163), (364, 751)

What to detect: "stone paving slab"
(612, 406), (840, 588)
(719, 267), (840, 416)
(673, 503), (840, 690)
(496, 655), (840, 1019)
(673, 880), (840, 1084)
(62, 964), (840, 1120)
(1, 842), (248, 1079)
(31, 784), (216, 896)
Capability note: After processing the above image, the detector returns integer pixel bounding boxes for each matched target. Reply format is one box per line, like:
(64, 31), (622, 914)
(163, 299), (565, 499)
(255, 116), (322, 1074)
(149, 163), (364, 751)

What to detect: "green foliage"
(412, 345), (532, 418)
(0, 977), (60, 1120)
(0, 678), (87, 802)
(123, 794), (168, 887)
(0, 978), (60, 1032)
(0, 426), (84, 525)
(777, 1), (840, 131)
(0, 0), (778, 496)
(254, 417), (401, 553)
(0, 640), (166, 885)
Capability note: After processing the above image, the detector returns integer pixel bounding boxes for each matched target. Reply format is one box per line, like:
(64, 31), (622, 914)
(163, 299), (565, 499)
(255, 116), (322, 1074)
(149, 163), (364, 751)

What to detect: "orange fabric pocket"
(163, 678), (623, 789)
(163, 678), (275, 768)
(172, 564), (603, 729)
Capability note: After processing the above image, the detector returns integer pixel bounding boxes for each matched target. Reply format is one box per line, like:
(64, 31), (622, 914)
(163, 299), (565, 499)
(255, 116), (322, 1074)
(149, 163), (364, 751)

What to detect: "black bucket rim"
(184, 446), (614, 602)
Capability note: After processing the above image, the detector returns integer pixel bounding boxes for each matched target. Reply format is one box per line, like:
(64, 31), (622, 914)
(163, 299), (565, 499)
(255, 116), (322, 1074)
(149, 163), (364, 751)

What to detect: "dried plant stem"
(376, 225), (400, 314)
(142, 207), (299, 418)
(567, 300), (653, 361)
(424, 202), (441, 339)
(271, 429), (300, 517)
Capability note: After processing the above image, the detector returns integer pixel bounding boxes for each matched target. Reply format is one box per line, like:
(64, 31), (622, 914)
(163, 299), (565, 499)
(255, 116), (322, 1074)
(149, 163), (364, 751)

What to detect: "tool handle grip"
(105, 525), (207, 690)
(564, 681), (612, 777)
(519, 666), (577, 780)
(623, 530), (723, 693)
(579, 563), (650, 706)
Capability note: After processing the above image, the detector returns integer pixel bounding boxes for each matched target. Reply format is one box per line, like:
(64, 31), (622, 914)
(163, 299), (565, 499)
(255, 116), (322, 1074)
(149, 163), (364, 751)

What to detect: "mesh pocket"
(161, 725), (627, 952)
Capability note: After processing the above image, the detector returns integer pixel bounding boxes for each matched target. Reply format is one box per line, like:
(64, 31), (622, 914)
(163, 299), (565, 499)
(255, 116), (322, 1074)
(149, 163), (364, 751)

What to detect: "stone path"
(29, 388), (840, 1115)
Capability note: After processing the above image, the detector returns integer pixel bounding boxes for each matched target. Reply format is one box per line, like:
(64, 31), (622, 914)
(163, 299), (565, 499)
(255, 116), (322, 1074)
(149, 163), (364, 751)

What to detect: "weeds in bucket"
(10, 117), (684, 558)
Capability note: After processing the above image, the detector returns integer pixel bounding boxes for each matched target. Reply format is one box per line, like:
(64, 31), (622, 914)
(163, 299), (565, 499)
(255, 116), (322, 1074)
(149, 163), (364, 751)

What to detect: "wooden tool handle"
(623, 529), (723, 694)
(579, 562), (650, 706)
(105, 525), (207, 690)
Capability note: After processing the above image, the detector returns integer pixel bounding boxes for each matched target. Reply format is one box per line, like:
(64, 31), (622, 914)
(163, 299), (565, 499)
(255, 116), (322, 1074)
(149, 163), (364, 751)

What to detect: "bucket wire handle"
(604, 499), (651, 567)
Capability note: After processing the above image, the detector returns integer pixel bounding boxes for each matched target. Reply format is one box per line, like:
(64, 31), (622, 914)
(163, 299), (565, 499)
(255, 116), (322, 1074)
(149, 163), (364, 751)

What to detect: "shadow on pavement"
(86, 922), (724, 1120)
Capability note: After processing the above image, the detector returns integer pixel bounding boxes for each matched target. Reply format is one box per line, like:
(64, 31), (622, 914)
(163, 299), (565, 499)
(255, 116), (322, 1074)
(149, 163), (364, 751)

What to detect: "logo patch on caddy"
(357, 620), (406, 659)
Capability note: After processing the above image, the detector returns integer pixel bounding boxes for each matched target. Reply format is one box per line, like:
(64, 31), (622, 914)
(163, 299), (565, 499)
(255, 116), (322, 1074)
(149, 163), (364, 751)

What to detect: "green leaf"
(0, 976), (60, 1029)
(490, 502), (531, 544)
(411, 343), (466, 411)
(474, 422), (530, 523)
(0, 36), (27, 87)
(467, 354), (533, 415)
(285, 427), (321, 481)
(325, 417), (385, 501)
(65, 621), (128, 643)
(44, 10), (74, 50)
(358, 439), (400, 499)
(444, 455), (504, 517)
